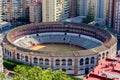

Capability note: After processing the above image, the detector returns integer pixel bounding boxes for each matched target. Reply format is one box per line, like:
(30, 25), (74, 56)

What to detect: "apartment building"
(108, 0), (120, 33)
(42, 0), (71, 22)
(76, 0), (109, 24)
(2, 0), (29, 21)
(30, 1), (42, 23)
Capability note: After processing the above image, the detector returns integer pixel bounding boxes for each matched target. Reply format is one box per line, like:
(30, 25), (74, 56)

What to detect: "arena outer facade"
(2, 22), (117, 75)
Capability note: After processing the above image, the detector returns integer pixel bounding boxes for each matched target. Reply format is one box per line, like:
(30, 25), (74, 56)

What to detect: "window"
(45, 59), (49, 65)
(85, 58), (89, 64)
(80, 58), (84, 65)
(106, 51), (109, 57)
(62, 59), (66, 65)
(17, 53), (20, 59)
(98, 54), (101, 60)
(25, 56), (28, 62)
(34, 57), (38, 64)
(91, 57), (94, 64)
(56, 59), (60, 65)
(39, 58), (43, 65)
(9, 51), (11, 57)
(102, 53), (105, 59)
(68, 59), (72, 65)
(62, 68), (66, 72)
(4, 48), (7, 54)
(7, 50), (9, 55)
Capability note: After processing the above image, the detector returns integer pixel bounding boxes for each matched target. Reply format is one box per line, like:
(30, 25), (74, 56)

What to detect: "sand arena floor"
(29, 44), (84, 52)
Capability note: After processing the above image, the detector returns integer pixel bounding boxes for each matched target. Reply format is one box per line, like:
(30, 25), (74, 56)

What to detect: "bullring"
(2, 22), (117, 75)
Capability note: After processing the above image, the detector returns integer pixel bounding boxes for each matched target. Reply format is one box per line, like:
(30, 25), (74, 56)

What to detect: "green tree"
(82, 5), (95, 24)
(13, 65), (73, 80)
(16, 17), (28, 22)
(54, 70), (72, 80)
(0, 72), (6, 80)
(27, 66), (42, 80)
(41, 68), (54, 80)
(13, 65), (29, 80)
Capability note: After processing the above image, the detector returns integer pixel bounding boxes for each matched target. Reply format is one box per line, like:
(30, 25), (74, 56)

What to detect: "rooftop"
(62, 16), (85, 23)
(30, 1), (42, 6)
(84, 58), (120, 80)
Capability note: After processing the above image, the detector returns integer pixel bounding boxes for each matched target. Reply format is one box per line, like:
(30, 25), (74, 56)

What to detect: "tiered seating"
(14, 33), (102, 49)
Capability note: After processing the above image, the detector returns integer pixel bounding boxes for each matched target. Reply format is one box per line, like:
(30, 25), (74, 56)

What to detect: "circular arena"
(2, 22), (117, 75)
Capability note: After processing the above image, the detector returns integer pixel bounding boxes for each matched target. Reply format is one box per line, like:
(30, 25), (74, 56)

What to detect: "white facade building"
(2, 0), (23, 20)
(2, 22), (117, 75)
(2, 0), (29, 21)
(42, 0), (71, 22)
(0, 1), (2, 22)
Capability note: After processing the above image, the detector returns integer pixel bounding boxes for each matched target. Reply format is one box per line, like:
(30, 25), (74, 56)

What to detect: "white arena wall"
(2, 22), (117, 75)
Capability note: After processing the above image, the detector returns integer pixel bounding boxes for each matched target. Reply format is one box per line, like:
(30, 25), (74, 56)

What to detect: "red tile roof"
(84, 58), (120, 80)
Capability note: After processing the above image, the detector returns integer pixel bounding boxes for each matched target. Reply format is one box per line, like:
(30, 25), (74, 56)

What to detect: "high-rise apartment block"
(42, 0), (70, 22)
(0, 47), (3, 72)
(2, 0), (29, 21)
(70, 0), (77, 18)
(30, 1), (42, 23)
(0, 1), (2, 22)
(30, 0), (42, 3)
(108, 0), (120, 33)
(76, 0), (109, 24)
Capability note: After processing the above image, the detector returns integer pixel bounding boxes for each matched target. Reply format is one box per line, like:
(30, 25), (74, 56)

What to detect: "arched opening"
(91, 57), (94, 64)
(56, 59), (60, 65)
(85, 67), (89, 75)
(4, 48), (6, 53)
(62, 68), (66, 72)
(39, 58), (43, 65)
(62, 59), (66, 65)
(17, 53), (20, 59)
(98, 54), (101, 61)
(106, 51), (109, 57)
(34, 57), (38, 64)
(7, 50), (9, 55)
(9, 51), (11, 57)
(5, 48), (8, 55)
(85, 58), (89, 64)
(25, 56), (28, 62)
(45, 59), (49, 65)
(80, 58), (84, 65)
(102, 53), (105, 59)
(68, 59), (72, 65)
